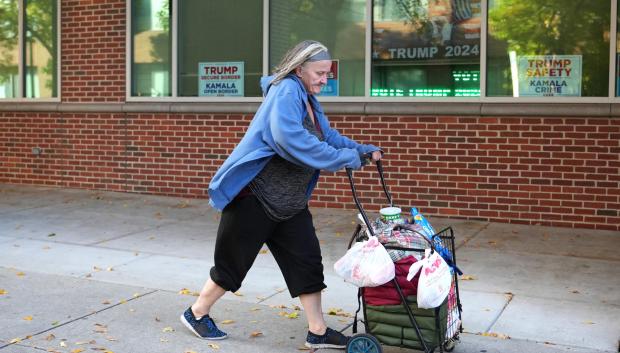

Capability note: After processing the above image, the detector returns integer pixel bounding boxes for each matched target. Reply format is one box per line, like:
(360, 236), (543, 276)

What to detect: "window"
(178, 0), (262, 97)
(487, 0), (610, 97)
(371, 0), (481, 97)
(128, 0), (618, 101)
(131, 0), (171, 97)
(0, 0), (58, 99)
(270, 0), (366, 97)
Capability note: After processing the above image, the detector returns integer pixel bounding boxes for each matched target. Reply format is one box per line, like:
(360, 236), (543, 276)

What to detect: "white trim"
(56, 0), (61, 99)
(124, 95), (616, 104)
(125, 0), (131, 100)
(171, 0), (177, 97)
(263, 0), (269, 76)
(18, 0), (24, 97)
(364, 0), (372, 97)
(480, 0), (487, 98)
(126, 96), (264, 103)
(610, 0), (618, 98)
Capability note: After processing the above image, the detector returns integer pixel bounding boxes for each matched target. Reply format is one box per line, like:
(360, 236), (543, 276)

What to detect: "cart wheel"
(347, 333), (382, 353)
(443, 338), (457, 352)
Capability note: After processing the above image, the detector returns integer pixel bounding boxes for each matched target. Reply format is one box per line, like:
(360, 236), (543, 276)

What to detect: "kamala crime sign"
(518, 55), (582, 97)
(198, 62), (244, 97)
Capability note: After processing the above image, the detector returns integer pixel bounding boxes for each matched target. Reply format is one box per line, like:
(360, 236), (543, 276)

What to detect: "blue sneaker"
(305, 327), (349, 349)
(180, 307), (228, 340)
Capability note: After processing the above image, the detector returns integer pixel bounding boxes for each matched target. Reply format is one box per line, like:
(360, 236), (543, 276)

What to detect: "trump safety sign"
(518, 55), (582, 97)
(198, 62), (244, 97)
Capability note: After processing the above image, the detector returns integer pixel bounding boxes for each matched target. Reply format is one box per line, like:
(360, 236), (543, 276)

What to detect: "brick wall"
(1, 0), (618, 230)
(1, 112), (618, 231)
(62, 0), (126, 102)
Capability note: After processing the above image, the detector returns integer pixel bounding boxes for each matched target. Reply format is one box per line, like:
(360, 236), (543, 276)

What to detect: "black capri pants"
(209, 195), (326, 298)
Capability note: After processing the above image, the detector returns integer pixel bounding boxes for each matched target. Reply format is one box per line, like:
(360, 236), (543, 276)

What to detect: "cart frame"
(344, 161), (463, 353)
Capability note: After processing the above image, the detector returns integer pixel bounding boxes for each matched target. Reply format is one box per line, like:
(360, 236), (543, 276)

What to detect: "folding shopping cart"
(343, 161), (463, 353)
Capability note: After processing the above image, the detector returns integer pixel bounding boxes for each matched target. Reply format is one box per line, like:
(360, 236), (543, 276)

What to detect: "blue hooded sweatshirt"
(208, 74), (379, 211)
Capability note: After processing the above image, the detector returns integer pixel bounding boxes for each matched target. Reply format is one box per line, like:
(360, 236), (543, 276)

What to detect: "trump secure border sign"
(198, 62), (244, 97)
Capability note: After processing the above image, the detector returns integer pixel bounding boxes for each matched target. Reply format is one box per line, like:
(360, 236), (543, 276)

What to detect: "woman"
(181, 40), (382, 350)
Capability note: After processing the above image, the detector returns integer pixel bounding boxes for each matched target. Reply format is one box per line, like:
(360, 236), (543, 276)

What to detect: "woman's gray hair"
(271, 40), (330, 85)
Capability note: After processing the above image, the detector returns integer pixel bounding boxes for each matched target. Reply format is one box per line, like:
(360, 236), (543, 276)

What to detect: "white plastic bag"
(334, 236), (395, 287)
(407, 248), (451, 308)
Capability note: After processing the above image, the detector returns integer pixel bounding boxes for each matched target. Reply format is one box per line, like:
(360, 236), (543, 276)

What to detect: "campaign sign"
(198, 62), (244, 97)
(318, 60), (339, 96)
(518, 55), (582, 97)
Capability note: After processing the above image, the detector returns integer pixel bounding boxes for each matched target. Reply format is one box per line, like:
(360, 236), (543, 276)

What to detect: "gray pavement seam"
(0, 290), (159, 351)
(484, 291), (514, 333)
(455, 222), (491, 251)
(85, 223), (177, 246)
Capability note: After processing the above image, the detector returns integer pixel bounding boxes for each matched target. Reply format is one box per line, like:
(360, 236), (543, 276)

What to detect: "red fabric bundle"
(362, 255), (419, 306)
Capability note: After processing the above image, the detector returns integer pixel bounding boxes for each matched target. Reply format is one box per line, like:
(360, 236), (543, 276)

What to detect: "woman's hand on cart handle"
(360, 150), (383, 166)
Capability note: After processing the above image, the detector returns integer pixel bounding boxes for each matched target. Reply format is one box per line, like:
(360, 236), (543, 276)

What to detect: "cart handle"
(345, 159), (395, 238)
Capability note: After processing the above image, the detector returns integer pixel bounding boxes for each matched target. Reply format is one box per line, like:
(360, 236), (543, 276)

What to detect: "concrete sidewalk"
(0, 184), (618, 353)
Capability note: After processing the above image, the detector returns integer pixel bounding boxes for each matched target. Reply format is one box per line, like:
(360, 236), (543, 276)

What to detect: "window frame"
(126, 0), (620, 103)
(0, 0), (60, 102)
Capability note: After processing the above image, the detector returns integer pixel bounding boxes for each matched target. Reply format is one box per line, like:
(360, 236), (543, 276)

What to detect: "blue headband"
(307, 50), (331, 62)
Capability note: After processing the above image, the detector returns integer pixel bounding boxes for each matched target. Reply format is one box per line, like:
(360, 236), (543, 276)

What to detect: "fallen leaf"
(106, 337), (118, 342)
(250, 331), (263, 337)
(175, 201), (189, 208)
(178, 288), (198, 296)
(207, 343), (220, 349)
(460, 275), (476, 281)
(48, 233), (56, 237)
(70, 349), (85, 353)
(23, 315), (33, 321)
(51, 321), (59, 326)
(102, 300), (111, 305)
(45, 334), (56, 341)
(0, 289), (7, 295)
(94, 324), (108, 333)
(106, 267), (114, 272)
(233, 291), (243, 297)
(133, 293), (140, 298)
(162, 326), (175, 332)
(60, 341), (67, 347)
(9, 338), (21, 344)
(335, 232), (343, 237)
(571, 290), (580, 294)
(286, 312), (299, 319)
(582, 320), (595, 325)
(220, 320), (235, 324)
(155, 317), (161, 322)
(481, 332), (510, 339)
(160, 338), (169, 343)
(93, 266), (103, 271)
(258, 249), (269, 254)
(250, 307), (261, 312)
(16, 271), (25, 276)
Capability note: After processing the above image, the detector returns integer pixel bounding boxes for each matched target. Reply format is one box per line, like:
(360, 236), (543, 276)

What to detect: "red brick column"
(61, 0), (126, 102)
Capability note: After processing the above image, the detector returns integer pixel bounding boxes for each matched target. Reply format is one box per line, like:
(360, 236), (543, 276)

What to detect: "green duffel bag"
(365, 295), (447, 350)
